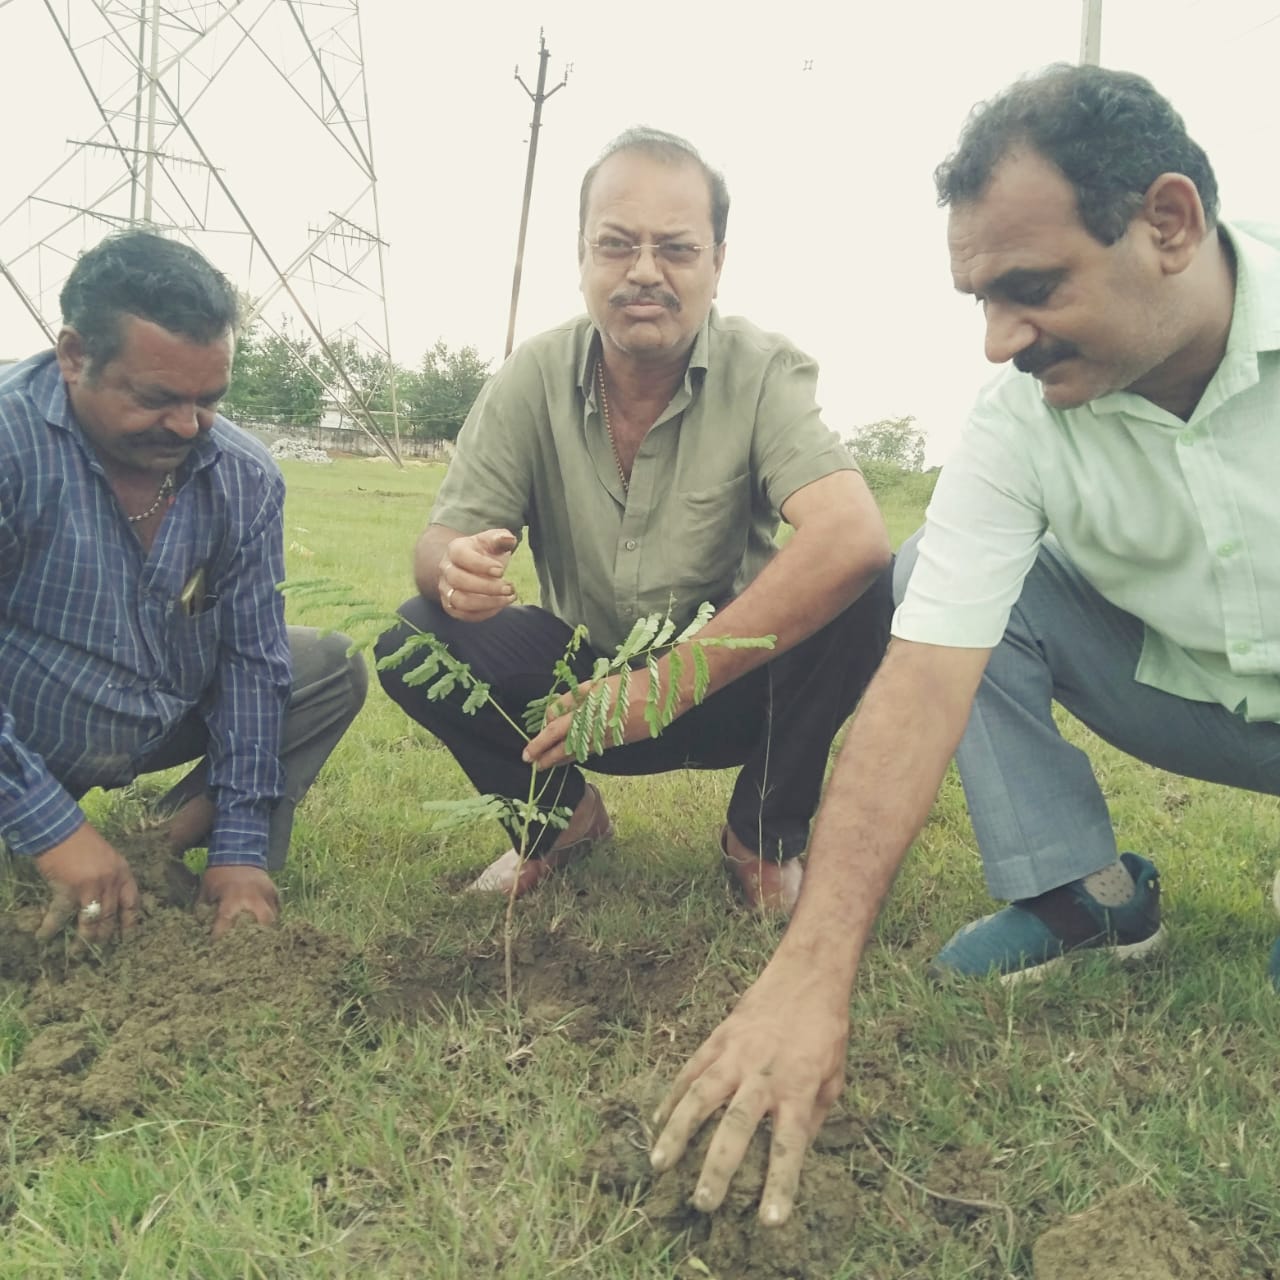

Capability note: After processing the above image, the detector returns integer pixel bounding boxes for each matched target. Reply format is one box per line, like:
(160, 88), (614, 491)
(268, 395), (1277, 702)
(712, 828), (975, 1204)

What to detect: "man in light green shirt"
(651, 66), (1280, 1228)
(376, 127), (893, 910)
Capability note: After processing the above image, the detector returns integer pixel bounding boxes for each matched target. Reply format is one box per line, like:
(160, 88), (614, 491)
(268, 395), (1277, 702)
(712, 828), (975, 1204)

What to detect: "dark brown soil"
(0, 832), (358, 1141)
(0, 839), (1258, 1276)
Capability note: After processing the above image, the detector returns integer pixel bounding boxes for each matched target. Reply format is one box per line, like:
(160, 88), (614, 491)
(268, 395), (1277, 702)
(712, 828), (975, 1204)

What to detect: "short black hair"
(59, 229), (239, 367)
(578, 127), (730, 248)
(934, 64), (1219, 245)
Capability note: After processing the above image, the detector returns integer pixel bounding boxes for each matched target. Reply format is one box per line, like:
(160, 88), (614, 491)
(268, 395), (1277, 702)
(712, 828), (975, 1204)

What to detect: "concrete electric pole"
(1080, 0), (1103, 64)
(504, 30), (569, 359)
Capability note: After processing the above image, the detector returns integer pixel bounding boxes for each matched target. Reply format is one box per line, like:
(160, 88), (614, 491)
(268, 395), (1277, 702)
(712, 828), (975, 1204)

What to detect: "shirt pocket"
(666, 473), (751, 594)
(167, 609), (221, 701)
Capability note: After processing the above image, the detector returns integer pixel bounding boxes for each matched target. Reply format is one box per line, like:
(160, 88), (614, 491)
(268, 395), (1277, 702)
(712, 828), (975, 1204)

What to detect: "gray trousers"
(140, 627), (367, 872)
(895, 530), (1280, 901)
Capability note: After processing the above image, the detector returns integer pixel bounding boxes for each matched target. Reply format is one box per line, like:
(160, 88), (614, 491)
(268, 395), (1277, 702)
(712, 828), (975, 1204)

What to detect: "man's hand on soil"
(33, 824), (142, 945)
(199, 866), (279, 939)
(649, 962), (849, 1226)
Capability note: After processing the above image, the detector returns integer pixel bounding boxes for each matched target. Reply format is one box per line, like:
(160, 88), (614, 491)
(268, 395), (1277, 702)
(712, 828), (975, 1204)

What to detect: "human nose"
(982, 300), (1038, 365)
(626, 244), (664, 284)
(163, 401), (202, 437)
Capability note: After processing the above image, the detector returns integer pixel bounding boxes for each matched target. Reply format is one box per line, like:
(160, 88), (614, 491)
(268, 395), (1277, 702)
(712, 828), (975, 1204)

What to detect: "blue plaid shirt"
(0, 352), (291, 869)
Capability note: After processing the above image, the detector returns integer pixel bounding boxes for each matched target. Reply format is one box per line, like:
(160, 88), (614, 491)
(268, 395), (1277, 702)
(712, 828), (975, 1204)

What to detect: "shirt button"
(624, 539), (638, 551)
(1217, 542), (1236, 557)
(623, 606), (635, 617)
(1179, 430), (1196, 445)
(1233, 641), (1251, 655)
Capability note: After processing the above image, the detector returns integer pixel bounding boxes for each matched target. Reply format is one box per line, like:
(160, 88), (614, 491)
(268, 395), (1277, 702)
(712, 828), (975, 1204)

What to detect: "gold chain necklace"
(126, 472), (174, 524)
(596, 362), (629, 493)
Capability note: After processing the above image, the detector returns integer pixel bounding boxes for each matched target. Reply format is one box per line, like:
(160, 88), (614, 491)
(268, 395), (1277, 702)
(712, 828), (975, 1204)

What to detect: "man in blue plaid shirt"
(0, 230), (366, 943)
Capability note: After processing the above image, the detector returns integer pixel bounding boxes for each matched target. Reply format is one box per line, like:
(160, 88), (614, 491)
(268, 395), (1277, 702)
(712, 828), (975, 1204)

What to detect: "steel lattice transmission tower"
(0, 0), (401, 461)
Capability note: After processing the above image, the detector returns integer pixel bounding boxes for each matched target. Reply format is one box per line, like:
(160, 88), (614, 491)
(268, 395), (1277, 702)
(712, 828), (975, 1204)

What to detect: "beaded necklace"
(596, 362), (629, 494)
(126, 472), (174, 524)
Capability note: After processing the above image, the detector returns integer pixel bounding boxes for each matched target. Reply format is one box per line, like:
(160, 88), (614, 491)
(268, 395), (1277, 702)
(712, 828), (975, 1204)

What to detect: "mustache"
(610, 288), (680, 311)
(1014, 341), (1079, 376)
(127, 429), (201, 450)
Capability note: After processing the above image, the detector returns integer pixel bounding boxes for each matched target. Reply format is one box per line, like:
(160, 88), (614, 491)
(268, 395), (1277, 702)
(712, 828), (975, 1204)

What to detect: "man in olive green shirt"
(651, 65), (1280, 1231)
(377, 127), (893, 909)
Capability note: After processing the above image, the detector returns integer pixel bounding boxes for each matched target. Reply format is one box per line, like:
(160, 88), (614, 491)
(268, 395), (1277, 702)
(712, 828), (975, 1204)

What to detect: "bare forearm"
(769, 640), (990, 993)
(412, 524), (463, 601)
(671, 511), (891, 695)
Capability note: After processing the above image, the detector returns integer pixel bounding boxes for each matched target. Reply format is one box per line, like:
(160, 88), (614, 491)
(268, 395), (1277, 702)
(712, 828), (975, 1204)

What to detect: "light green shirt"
(894, 222), (1280, 723)
(431, 309), (855, 654)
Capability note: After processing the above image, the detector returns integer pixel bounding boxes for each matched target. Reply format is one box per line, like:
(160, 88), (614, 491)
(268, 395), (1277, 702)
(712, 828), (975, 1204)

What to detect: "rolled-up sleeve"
(892, 399), (1048, 648)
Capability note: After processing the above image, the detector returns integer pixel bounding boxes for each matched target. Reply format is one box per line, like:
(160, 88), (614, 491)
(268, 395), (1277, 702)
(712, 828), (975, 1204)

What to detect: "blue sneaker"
(931, 852), (1164, 985)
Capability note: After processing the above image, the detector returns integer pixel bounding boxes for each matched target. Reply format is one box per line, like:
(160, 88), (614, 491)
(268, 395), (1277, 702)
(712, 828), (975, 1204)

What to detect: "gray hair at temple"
(578, 127), (731, 250)
(934, 64), (1220, 246)
(59, 229), (240, 370)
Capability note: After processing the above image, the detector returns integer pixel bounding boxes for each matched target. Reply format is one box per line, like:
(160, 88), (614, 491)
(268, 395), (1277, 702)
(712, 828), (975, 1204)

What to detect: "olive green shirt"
(431, 309), (855, 653)
(895, 222), (1280, 724)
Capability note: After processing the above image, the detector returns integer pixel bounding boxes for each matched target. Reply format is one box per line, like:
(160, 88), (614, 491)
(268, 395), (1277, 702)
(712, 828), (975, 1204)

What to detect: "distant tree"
(846, 415), (926, 472)
(403, 340), (492, 441)
(224, 321), (326, 428)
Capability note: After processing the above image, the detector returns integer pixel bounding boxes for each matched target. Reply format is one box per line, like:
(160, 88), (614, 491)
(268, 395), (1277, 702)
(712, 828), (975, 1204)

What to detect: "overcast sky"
(3, 0), (1279, 461)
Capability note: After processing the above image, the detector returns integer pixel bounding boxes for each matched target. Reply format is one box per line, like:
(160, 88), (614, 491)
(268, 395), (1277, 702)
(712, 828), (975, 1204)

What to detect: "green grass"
(2, 457), (1279, 1278)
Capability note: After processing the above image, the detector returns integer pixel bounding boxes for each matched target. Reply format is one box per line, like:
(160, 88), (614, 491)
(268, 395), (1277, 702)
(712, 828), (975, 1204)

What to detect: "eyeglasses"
(584, 236), (717, 268)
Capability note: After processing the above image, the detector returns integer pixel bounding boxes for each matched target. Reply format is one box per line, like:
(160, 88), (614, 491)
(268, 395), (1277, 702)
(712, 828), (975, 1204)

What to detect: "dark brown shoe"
(720, 825), (802, 915)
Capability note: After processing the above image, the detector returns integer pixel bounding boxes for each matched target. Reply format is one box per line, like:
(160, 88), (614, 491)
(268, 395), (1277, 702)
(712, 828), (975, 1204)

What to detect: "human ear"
(1141, 174), (1207, 275)
(55, 327), (88, 384)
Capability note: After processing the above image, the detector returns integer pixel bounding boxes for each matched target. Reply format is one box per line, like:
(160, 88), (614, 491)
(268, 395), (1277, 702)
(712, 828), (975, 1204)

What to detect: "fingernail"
(649, 1146), (665, 1169)
(764, 1204), (782, 1225)
(693, 1186), (712, 1211)
(521, 750), (531, 764)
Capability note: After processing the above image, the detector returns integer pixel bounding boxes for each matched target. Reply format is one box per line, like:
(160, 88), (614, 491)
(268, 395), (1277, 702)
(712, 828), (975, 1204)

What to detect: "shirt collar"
(578, 307), (716, 400)
(1085, 220), (1280, 423)
(1219, 220), (1280, 356)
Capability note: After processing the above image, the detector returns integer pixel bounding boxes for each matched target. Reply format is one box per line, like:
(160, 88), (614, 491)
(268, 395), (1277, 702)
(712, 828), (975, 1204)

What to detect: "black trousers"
(376, 568), (893, 862)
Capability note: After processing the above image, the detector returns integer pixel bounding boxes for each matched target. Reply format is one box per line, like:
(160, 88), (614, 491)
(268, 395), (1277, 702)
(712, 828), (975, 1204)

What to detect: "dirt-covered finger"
(689, 1087), (769, 1213)
(118, 875), (144, 934)
(650, 1070), (734, 1172)
(35, 888), (79, 941)
(758, 1110), (812, 1226)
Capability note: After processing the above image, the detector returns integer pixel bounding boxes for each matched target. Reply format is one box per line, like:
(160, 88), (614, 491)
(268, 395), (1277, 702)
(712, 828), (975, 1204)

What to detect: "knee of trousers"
(892, 526), (926, 607)
(307, 629), (369, 718)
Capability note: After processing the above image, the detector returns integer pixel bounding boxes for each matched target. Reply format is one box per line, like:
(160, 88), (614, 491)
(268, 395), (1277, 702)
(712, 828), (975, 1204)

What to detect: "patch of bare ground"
(1031, 1184), (1246, 1279)
(0, 832), (359, 1145)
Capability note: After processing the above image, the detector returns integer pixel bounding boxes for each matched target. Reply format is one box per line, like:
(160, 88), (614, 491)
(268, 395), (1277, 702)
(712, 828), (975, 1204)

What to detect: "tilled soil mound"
(1032, 1184), (1245, 1279)
(0, 833), (359, 1143)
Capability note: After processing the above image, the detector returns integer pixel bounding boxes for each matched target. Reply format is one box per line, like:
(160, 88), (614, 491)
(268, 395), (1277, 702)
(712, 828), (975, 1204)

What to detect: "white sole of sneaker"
(1000, 925), (1167, 987)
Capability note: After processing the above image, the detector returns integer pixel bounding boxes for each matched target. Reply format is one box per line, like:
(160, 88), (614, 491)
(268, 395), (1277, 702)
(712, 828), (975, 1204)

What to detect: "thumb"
(478, 528), (518, 556)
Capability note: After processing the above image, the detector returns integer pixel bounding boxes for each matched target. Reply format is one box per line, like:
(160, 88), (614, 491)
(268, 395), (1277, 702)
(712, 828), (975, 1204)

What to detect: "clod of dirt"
(1031, 1184), (1245, 1280)
(367, 926), (736, 1042)
(583, 1096), (879, 1280)
(0, 833), (359, 1145)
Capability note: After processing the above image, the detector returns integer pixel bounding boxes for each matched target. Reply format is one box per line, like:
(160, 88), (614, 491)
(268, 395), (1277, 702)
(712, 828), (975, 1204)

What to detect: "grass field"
(2, 456), (1279, 1278)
